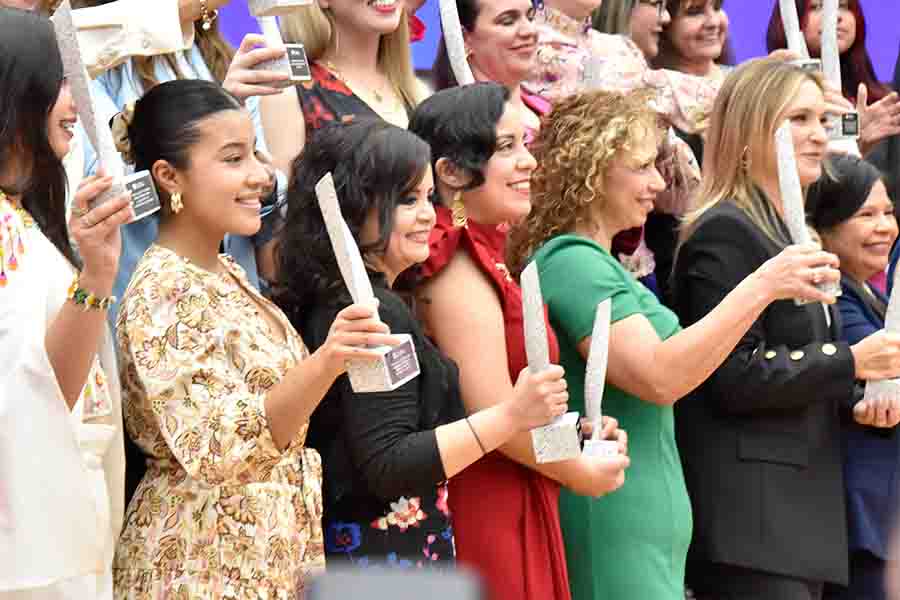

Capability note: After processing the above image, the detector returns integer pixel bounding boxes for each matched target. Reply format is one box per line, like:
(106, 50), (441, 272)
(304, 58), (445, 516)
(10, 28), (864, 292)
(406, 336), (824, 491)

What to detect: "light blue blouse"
(80, 43), (276, 327)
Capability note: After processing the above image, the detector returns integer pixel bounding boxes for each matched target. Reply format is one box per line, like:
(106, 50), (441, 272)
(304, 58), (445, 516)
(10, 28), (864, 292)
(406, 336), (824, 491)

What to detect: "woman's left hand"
(580, 415), (628, 455)
(856, 83), (900, 156)
(853, 396), (900, 429)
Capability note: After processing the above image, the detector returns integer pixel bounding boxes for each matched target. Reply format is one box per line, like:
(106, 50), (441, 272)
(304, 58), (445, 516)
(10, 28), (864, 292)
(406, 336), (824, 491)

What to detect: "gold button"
(790, 350), (805, 361)
(822, 343), (837, 356)
(764, 350), (777, 360)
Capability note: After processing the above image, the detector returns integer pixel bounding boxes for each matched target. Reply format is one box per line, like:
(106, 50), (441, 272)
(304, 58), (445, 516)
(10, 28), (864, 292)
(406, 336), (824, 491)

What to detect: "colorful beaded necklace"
(0, 190), (30, 287)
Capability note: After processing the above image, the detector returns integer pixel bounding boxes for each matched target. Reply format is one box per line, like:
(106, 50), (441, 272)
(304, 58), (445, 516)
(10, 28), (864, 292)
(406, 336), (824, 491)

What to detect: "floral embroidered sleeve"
(584, 33), (720, 134)
(120, 264), (286, 488)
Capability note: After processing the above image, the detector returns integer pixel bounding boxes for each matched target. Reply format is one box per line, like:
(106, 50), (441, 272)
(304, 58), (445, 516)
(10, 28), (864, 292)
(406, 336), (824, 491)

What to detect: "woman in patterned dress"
(112, 80), (395, 598)
(0, 9), (133, 598)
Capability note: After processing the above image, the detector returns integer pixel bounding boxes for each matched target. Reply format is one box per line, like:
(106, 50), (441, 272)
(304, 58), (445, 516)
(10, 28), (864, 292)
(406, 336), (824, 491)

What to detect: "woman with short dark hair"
(808, 154), (900, 600)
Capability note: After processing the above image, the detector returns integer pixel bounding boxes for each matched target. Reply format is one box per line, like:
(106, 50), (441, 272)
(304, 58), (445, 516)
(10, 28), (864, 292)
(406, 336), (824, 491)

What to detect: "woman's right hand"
(68, 174), (133, 293)
(752, 243), (840, 304)
(567, 452), (630, 498)
(222, 34), (291, 101)
(315, 303), (402, 380)
(851, 329), (900, 381)
(505, 365), (569, 431)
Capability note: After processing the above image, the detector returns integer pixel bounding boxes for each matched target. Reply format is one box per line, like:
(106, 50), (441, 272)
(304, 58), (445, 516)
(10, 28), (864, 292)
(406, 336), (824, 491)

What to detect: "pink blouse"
(523, 6), (718, 217)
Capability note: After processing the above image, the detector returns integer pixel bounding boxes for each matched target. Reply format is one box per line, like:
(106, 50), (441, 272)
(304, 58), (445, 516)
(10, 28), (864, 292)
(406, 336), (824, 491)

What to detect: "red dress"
(420, 207), (571, 600)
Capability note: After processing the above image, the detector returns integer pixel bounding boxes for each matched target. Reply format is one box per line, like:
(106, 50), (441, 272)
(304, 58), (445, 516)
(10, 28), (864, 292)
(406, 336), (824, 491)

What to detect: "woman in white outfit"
(0, 8), (133, 598)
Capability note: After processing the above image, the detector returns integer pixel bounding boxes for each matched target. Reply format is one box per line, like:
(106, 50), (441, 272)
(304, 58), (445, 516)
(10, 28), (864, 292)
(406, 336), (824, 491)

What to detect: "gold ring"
(71, 207), (88, 218)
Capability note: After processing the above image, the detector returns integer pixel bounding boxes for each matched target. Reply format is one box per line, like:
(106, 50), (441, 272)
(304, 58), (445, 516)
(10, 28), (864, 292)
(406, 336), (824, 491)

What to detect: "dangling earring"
(450, 191), (467, 228)
(170, 191), (183, 214)
(740, 146), (752, 174)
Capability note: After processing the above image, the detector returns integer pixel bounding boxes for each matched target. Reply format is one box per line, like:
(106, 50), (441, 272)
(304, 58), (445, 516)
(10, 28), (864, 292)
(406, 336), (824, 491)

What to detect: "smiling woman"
(674, 59), (900, 600)
(112, 79), (403, 598)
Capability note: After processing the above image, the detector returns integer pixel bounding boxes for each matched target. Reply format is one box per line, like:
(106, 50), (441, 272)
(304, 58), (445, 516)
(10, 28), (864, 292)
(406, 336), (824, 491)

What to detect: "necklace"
(321, 60), (401, 110)
(0, 191), (35, 229)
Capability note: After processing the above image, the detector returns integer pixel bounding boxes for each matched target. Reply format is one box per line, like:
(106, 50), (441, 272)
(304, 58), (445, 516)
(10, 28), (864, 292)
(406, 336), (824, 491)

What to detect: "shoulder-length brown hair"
(507, 88), (661, 276)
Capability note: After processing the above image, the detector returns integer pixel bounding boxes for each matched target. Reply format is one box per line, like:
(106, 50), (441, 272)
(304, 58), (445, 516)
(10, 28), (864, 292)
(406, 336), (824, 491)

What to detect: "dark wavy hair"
(432, 0), (480, 91)
(274, 120), (431, 322)
(408, 82), (510, 196)
(653, 0), (735, 69)
(124, 79), (242, 208)
(766, 0), (889, 102)
(0, 8), (75, 266)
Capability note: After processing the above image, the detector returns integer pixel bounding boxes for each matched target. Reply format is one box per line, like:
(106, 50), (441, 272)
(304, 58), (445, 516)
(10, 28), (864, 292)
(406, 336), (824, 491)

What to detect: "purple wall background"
(219, 0), (900, 81)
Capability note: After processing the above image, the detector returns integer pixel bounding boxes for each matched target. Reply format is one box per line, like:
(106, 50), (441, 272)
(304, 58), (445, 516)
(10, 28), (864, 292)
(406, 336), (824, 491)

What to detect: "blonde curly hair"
(507, 88), (662, 276)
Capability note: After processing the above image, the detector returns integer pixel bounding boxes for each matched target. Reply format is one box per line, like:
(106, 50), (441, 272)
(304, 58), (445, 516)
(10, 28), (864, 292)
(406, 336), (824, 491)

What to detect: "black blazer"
(672, 200), (858, 586)
(299, 273), (465, 519)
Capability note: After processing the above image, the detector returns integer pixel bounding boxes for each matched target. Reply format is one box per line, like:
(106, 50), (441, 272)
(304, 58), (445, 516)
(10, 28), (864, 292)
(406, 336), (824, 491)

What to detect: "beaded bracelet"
(67, 275), (116, 311)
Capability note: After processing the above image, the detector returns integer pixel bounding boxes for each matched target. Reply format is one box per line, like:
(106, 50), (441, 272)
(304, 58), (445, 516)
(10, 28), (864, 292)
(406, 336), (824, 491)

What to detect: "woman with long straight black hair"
(0, 7), (134, 598)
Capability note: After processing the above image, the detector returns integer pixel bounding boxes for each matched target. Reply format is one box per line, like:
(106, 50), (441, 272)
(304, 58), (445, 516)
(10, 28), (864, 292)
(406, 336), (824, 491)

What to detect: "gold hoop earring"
(170, 192), (183, 215)
(450, 192), (468, 228)
(740, 146), (752, 173)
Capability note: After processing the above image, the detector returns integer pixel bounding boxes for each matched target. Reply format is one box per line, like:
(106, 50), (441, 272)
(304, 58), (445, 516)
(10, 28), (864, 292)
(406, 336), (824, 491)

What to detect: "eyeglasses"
(639, 0), (666, 18)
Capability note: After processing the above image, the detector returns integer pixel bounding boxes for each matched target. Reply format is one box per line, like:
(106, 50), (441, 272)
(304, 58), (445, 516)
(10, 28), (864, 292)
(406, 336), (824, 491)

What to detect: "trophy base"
(827, 111), (860, 141)
(248, 0), (312, 17)
(789, 58), (822, 73)
(863, 377), (900, 406)
(582, 439), (619, 458)
(346, 333), (420, 393)
(532, 412), (582, 464)
(794, 280), (842, 305)
(254, 44), (311, 87)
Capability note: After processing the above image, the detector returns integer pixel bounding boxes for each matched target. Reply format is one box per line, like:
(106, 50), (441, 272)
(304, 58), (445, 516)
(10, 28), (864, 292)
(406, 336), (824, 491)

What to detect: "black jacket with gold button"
(672, 199), (857, 587)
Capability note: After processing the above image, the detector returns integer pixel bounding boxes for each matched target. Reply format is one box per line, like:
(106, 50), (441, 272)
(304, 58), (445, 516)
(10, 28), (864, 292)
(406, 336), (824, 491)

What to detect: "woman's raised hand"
(68, 174), (133, 291)
(753, 243), (840, 304)
(223, 34), (291, 101)
(505, 365), (569, 431)
(315, 303), (402, 379)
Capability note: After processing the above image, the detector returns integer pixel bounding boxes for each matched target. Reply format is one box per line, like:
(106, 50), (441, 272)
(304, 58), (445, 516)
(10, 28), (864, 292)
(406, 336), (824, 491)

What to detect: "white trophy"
(315, 173), (421, 393)
(248, 0), (311, 16)
(438, 0), (475, 85)
(253, 15), (311, 87)
(780, 0), (821, 72)
(581, 300), (619, 458)
(775, 121), (842, 304)
(521, 262), (581, 464)
(54, 0), (160, 220)
(821, 0), (860, 151)
(862, 268), (900, 407)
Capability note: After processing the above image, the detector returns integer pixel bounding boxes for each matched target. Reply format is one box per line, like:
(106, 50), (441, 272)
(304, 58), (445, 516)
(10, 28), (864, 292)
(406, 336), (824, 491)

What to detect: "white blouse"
(0, 199), (124, 598)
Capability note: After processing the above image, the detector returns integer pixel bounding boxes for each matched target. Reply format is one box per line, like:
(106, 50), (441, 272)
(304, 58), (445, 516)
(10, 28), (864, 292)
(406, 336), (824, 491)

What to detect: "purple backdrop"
(219, 0), (900, 81)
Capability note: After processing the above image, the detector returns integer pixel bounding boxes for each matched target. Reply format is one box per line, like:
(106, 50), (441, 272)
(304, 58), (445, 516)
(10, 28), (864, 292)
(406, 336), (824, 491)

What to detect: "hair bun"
(111, 102), (136, 164)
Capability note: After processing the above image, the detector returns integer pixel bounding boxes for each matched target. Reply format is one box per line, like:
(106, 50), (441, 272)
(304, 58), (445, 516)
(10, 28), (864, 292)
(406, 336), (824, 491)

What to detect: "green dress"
(532, 234), (692, 600)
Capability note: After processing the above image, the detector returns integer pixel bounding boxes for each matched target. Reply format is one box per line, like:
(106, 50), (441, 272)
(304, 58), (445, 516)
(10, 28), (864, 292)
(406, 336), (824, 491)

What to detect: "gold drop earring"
(170, 191), (184, 214)
(450, 191), (467, 228)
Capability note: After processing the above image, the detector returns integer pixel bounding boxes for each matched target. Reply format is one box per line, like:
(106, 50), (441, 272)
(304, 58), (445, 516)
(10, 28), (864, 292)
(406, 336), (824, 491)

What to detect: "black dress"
(298, 272), (464, 569)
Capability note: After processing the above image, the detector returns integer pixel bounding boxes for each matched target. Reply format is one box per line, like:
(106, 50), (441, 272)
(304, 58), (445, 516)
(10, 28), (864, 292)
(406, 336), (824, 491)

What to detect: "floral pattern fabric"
(324, 484), (454, 570)
(113, 244), (324, 599)
(296, 62), (414, 133)
(523, 6), (710, 219)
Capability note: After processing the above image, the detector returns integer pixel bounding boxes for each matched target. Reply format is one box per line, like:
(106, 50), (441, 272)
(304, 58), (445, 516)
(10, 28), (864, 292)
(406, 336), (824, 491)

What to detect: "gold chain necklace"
(321, 60), (400, 109)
